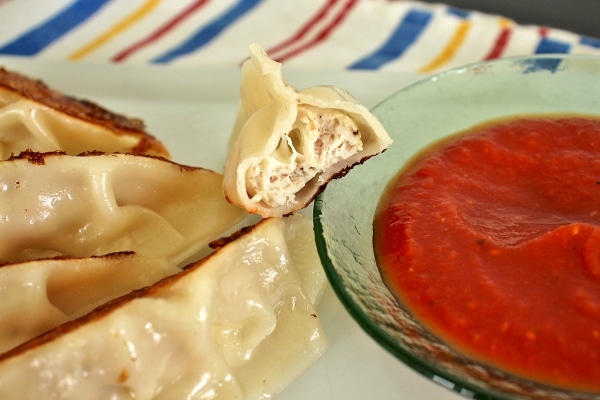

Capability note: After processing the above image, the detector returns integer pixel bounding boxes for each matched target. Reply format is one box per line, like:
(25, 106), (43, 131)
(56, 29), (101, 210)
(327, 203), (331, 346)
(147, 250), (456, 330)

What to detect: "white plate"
(0, 56), (465, 400)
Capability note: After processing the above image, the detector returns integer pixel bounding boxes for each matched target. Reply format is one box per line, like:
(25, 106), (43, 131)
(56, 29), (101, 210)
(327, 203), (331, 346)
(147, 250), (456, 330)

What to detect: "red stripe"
(111, 0), (211, 62)
(484, 27), (512, 60)
(265, 0), (339, 56)
(539, 26), (550, 37)
(273, 0), (357, 63)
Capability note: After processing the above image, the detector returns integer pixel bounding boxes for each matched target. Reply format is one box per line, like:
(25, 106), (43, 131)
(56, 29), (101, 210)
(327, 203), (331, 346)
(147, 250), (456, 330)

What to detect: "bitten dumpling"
(0, 214), (328, 400)
(0, 67), (169, 159)
(223, 44), (392, 217)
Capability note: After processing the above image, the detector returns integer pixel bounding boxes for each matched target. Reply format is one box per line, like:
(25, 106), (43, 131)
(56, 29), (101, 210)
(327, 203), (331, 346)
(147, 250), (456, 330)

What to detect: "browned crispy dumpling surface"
(0, 67), (169, 158)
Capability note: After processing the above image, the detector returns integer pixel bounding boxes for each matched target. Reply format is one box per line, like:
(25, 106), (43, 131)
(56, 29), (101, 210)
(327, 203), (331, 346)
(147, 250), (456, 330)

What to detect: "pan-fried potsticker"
(0, 215), (328, 400)
(0, 67), (169, 159)
(0, 253), (179, 353)
(0, 151), (245, 265)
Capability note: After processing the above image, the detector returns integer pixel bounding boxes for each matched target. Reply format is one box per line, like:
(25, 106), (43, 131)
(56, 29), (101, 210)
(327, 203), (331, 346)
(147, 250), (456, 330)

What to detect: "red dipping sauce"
(374, 116), (600, 392)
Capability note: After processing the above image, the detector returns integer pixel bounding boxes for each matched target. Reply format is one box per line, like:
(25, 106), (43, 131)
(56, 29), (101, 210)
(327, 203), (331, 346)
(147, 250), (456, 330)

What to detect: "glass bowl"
(313, 54), (600, 400)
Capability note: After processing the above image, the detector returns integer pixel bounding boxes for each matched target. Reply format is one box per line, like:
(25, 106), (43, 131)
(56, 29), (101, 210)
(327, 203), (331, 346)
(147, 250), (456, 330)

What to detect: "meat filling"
(246, 105), (363, 207)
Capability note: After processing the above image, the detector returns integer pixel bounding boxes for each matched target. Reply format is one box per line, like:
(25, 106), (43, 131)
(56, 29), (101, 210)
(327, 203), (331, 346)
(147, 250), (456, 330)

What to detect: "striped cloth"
(1, 0), (600, 74)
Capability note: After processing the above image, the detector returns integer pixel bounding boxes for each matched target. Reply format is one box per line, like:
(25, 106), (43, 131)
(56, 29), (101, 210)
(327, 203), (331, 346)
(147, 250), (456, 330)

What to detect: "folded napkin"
(1, 0), (599, 73)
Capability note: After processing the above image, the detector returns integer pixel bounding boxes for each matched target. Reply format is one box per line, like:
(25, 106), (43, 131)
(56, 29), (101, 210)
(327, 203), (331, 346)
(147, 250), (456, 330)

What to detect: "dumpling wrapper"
(0, 252), (179, 354)
(223, 44), (392, 217)
(0, 214), (328, 400)
(0, 151), (246, 265)
(0, 67), (169, 159)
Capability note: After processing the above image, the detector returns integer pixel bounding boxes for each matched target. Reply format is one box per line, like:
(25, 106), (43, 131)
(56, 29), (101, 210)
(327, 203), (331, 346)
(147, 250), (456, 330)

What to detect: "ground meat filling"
(246, 105), (363, 207)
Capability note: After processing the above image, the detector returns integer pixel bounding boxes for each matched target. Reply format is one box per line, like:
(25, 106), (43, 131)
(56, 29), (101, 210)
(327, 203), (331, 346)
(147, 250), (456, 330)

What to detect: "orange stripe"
(498, 17), (512, 29)
(418, 19), (471, 73)
(68, 0), (161, 61)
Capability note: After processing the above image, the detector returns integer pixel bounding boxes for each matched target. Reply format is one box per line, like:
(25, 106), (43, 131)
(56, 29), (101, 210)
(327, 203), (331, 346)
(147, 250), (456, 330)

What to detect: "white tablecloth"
(1, 0), (600, 73)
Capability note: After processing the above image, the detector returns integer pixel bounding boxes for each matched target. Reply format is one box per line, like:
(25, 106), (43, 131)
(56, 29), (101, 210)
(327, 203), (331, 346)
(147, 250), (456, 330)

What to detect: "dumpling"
(0, 67), (169, 159)
(223, 44), (392, 217)
(0, 252), (179, 354)
(0, 214), (328, 400)
(0, 151), (246, 265)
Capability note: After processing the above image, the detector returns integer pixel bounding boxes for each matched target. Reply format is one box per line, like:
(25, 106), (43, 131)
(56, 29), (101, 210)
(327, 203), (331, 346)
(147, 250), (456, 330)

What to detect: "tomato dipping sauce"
(374, 116), (600, 392)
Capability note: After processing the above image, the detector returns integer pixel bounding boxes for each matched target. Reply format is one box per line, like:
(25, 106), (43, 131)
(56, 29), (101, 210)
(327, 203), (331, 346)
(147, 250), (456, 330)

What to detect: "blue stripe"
(348, 9), (433, 70)
(535, 37), (571, 54)
(447, 7), (469, 19)
(152, 0), (261, 64)
(581, 35), (600, 49)
(0, 0), (110, 56)
(518, 58), (563, 74)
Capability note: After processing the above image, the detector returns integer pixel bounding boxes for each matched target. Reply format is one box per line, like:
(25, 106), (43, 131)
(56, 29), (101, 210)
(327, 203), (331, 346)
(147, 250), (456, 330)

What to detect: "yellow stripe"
(499, 17), (513, 29)
(68, 0), (161, 61)
(418, 20), (471, 73)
